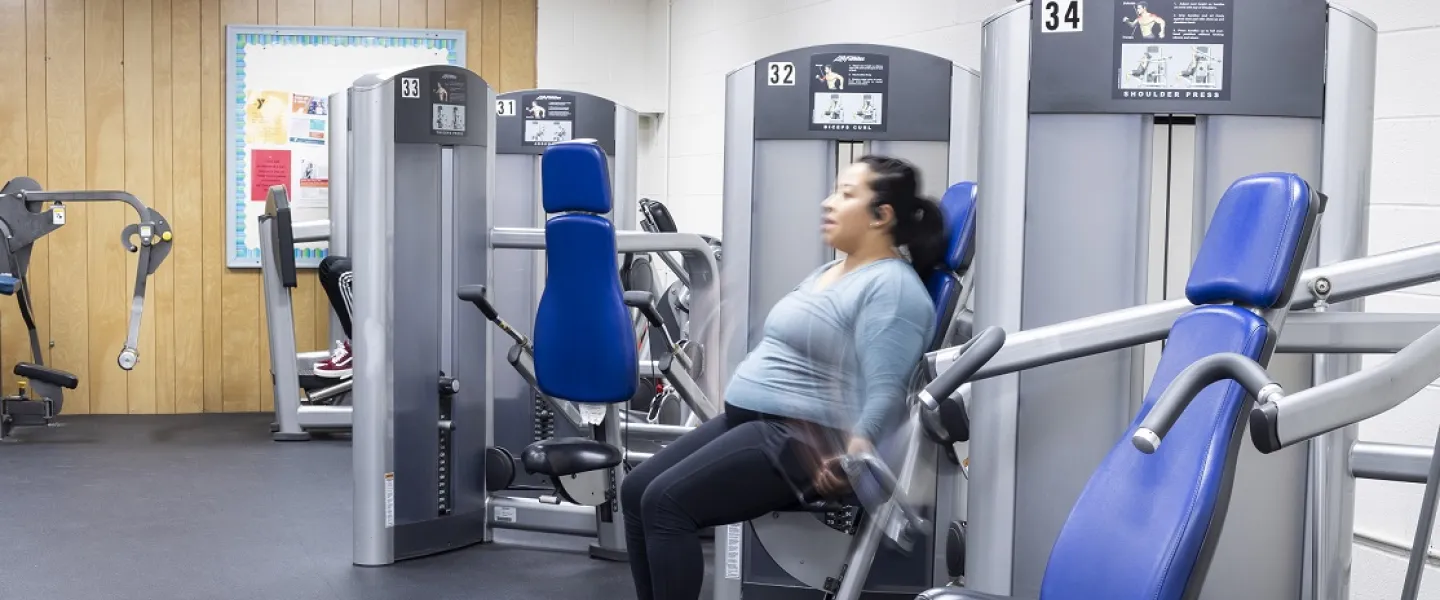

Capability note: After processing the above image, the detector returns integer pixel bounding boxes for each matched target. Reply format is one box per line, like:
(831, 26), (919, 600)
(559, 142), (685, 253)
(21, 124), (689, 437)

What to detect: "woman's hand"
(814, 437), (875, 497)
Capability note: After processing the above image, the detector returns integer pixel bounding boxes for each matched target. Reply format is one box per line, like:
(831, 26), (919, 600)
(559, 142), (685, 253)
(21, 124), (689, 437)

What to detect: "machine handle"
(458, 285), (500, 322)
(838, 453), (927, 533)
(1132, 353), (1280, 453)
(624, 291), (666, 329)
(918, 326), (1006, 411)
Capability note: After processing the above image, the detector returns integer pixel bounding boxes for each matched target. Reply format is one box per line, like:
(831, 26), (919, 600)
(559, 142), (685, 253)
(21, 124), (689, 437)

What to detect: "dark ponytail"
(857, 155), (949, 279)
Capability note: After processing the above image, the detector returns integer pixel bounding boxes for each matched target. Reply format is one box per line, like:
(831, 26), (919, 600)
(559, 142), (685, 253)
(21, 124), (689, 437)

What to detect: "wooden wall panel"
(0, 0), (536, 414)
(48, 0), (91, 414)
(0, 0), (33, 399)
(152, 0), (177, 414)
(23, 0), (52, 399)
(124, 0), (157, 414)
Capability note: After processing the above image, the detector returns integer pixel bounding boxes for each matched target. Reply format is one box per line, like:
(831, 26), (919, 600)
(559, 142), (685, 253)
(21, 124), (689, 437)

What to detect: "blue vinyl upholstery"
(1187, 173), (1316, 308)
(925, 172), (1318, 600)
(540, 141), (614, 214)
(938, 182), (977, 272)
(532, 141), (638, 404)
(0, 274), (17, 296)
(1040, 306), (1269, 599)
(923, 182), (978, 350)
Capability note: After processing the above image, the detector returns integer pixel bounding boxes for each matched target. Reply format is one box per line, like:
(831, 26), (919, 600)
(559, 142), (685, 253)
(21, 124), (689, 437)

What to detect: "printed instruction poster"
(431, 71), (469, 136)
(1113, 0), (1232, 101)
(522, 93), (576, 147)
(809, 52), (888, 133)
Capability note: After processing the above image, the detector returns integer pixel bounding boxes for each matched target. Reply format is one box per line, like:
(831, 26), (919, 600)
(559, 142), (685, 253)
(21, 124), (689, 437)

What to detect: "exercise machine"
(260, 185), (351, 440)
(950, 3), (1376, 592)
(0, 178), (173, 441)
(934, 3), (1381, 597)
(346, 66), (722, 566)
(262, 87), (354, 441)
(717, 43), (980, 598)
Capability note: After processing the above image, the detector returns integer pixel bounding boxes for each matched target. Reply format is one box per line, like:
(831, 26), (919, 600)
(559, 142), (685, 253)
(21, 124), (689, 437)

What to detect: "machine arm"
(16, 189), (174, 370)
(1251, 322), (1440, 454)
(1131, 353), (1281, 453)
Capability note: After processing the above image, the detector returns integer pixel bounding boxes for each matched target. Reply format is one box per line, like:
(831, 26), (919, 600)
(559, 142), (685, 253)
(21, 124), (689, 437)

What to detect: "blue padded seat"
(917, 172), (1321, 600)
(0, 273), (17, 296)
(532, 141), (638, 404)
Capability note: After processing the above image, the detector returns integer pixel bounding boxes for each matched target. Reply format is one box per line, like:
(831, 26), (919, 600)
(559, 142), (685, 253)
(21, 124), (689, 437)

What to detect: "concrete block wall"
(538, 0), (1440, 596)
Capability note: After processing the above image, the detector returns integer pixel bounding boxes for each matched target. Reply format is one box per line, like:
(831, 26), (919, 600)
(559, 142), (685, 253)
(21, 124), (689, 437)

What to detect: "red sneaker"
(314, 340), (352, 379)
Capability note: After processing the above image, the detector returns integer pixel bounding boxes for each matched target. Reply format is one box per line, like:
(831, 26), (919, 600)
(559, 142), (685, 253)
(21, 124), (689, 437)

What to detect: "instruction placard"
(1113, 0), (1233, 102)
(808, 53), (888, 133)
(431, 72), (469, 136)
(521, 93), (576, 147)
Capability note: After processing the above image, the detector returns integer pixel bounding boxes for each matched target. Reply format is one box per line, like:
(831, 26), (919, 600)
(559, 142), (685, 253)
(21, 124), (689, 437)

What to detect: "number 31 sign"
(1041, 0), (1083, 33)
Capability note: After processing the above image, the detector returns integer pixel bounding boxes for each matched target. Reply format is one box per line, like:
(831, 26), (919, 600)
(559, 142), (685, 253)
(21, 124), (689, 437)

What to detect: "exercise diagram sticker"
(809, 53), (888, 133)
(1113, 0), (1232, 102)
(430, 72), (468, 136)
(521, 93), (576, 147)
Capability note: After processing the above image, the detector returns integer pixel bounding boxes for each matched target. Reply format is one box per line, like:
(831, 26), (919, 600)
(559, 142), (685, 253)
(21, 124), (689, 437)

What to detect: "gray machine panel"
(747, 141), (836, 346)
(1188, 114), (1321, 600)
(495, 89), (619, 155)
(750, 44), (954, 142)
(1029, 0), (1326, 118)
(394, 66), (489, 146)
(1013, 114), (1153, 596)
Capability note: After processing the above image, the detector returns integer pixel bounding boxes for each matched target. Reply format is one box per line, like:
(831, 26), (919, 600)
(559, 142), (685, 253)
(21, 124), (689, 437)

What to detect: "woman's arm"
(850, 282), (934, 443)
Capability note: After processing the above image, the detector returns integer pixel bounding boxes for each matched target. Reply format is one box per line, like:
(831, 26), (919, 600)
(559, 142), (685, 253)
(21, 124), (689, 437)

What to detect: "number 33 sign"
(1041, 0), (1083, 33)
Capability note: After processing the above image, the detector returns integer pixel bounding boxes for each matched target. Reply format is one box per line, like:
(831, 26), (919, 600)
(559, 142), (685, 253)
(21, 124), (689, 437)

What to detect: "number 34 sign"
(1041, 0), (1083, 33)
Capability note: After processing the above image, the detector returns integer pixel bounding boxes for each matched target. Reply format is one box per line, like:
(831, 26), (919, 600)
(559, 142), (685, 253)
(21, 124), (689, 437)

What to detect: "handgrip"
(623, 291), (665, 329)
(919, 326), (1006, 410)
(458, 285), (499, 322)
(1132, 353), (1280, 453)
(839, 453), (926, 533)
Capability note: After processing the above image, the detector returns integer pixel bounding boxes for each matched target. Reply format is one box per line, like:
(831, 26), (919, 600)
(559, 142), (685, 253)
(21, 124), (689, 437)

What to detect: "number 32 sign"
(1041, 0), (1083, 33)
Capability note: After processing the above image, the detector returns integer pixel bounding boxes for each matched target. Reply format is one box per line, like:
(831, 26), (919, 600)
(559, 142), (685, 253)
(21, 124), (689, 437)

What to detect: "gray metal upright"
(719, 43), (979, 598)
(489, 89), (641, 491)
(350, 64), (496, 566)
(327, 89), (350, 343)
(968, 2), (1374, 597)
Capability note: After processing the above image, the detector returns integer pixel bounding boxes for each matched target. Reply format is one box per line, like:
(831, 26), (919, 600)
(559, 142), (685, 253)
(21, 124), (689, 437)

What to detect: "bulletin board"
(225, 25), (467, 268)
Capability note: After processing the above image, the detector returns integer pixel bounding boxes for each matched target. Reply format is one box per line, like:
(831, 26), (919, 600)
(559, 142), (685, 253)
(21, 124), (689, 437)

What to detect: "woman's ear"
(871, 204), (896, 228)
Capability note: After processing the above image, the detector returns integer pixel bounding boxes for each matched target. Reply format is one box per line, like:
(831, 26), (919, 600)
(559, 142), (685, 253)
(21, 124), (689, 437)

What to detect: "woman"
(620, 155), (948, 600)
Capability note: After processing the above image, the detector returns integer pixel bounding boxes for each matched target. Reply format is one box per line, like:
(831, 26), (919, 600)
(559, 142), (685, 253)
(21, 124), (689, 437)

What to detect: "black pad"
(485, 446), (517, 493)
(15, 362), (78, 389)
(945, 521), (966, 579)
(639, 198), (678, 233)
(521, 437), (624, 477)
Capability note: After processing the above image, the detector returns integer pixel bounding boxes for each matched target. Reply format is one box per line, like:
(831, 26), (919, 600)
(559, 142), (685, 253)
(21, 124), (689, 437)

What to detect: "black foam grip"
(458, 285), (499, 321)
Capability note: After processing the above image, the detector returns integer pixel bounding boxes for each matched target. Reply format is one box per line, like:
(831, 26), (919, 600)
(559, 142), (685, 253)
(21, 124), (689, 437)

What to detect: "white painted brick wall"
(538, 0), (1440, 595)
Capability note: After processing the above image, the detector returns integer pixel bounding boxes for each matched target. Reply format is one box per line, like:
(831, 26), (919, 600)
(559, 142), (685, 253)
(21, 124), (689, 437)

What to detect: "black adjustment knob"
(438, 376), (459, 395)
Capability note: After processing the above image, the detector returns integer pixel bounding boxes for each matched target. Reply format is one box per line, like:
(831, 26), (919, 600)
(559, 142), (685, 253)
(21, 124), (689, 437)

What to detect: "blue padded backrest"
(938, 182), (977, 272)
(532, 142), (637, 404)
(924, 272), (960, 351)
(1187, 173), (1315, 308)
(1040, 306), (1270, 600)
(540, 141), (614, 214)
(920, 182), (978, 349)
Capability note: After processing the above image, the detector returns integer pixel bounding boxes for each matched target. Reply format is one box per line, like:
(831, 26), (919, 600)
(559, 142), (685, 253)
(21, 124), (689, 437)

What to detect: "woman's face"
(821, 162), (887, 252)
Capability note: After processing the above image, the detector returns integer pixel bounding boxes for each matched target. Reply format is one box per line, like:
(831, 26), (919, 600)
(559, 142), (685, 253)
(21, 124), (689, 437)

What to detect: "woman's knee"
(620, 468), (651, 514)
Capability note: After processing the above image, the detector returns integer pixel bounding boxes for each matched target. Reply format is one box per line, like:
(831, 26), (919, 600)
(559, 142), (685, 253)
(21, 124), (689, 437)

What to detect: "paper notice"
(250, 149), (292, 201)
(245, 90), (291, 146)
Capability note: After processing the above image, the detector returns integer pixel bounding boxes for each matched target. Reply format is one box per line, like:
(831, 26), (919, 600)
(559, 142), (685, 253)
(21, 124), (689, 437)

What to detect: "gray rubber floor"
(0, 413), (702, 600)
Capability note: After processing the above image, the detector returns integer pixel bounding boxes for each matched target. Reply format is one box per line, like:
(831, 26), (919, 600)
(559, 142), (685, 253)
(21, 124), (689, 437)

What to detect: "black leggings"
(620, 404), (838, 600)
(317, 255), (353, 339)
